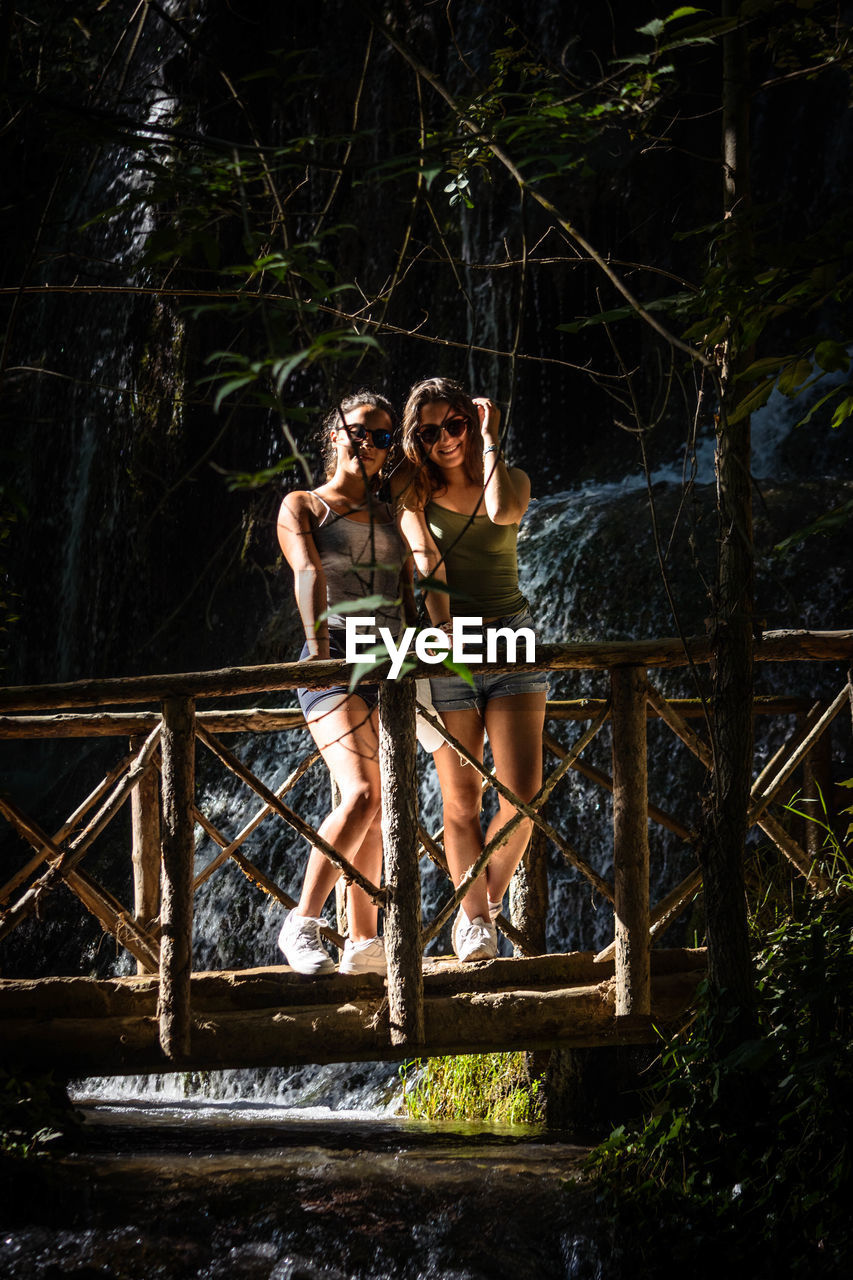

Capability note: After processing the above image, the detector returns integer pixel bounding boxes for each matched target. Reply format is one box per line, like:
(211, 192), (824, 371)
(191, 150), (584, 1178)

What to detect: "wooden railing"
(1, 629), (851, 1066)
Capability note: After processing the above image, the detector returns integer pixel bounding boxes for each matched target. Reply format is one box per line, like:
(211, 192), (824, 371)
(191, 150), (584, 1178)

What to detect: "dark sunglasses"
(343, 424), (393, 450)
(416, 415), (470, 448)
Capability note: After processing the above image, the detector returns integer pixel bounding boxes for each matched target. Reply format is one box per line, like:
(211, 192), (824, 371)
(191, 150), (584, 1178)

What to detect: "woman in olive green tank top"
(400, 377), (548, 963)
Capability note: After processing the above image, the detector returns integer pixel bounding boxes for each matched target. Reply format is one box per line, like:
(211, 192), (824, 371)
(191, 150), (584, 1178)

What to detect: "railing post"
(610, 665), (650, 1018)
(130, 734), (161, 975)
(378, 677), (424, 1047)
(158, 696), (195, 1061)
(801, 719), (834, 862)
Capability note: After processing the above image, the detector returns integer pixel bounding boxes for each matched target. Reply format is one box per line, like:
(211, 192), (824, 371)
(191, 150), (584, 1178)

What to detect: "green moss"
(399, 1052), (544, 1125)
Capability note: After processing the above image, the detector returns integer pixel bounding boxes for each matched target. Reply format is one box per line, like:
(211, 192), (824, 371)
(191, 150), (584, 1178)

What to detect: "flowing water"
(3, 1103), (600, 1280)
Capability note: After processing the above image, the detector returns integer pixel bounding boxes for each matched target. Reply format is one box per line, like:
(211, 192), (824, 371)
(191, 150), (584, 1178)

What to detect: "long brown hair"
(318, 389), (397, 483)
(400, 377), (483, 509)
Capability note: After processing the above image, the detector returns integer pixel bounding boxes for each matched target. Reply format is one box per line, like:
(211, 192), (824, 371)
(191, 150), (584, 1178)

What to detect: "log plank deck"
(0, 949), (706, 1077)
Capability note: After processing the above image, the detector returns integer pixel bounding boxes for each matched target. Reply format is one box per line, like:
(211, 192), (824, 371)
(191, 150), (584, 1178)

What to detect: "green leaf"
(736, 356), (789, 381)
(441, 657), (476, 688)
(664, 6), (706, 20)
(778, 358), (813, 396)
(613, 53), (652, 67)
(727, 376), (775, 424)
(831, 395), (853, 429)
(814, 340), (849, 374)
(212, 374), (256, 412)
(637, 18), (665, 38)
(271, 350), (310, 392)
(795, 385), (846, 426)
(348, 659), (381, 692)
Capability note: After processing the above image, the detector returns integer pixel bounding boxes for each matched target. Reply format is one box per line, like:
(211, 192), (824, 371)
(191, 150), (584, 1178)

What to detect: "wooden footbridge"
(1, 630), (850, 1078)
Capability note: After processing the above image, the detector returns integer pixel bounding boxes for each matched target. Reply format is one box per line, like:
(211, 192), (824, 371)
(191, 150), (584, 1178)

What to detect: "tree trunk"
(378, 679), (424, 1047)
(699, 0), (756, 1033)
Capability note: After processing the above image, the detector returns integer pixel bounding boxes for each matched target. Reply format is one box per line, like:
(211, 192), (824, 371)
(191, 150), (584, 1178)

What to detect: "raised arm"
(399, 506), (452, 629)
(474, 396), (531, 525)
(276, 492), (330, 659)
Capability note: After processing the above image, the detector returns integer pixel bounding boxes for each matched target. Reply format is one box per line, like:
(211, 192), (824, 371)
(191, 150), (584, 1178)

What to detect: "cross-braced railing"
(1, 629), (851, 1062)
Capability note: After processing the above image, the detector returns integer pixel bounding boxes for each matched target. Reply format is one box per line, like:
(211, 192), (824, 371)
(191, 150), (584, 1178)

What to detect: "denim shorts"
(428, 607), (549, 713)
(296, 631), (378, 720)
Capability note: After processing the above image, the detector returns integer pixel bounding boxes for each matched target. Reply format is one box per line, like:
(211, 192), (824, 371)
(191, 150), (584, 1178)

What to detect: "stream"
(2, 1098), (602, 1280)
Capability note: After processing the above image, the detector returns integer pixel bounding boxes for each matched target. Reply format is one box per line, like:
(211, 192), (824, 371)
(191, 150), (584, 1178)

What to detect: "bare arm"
(475, 396), (531, 525)
(400, 507), (452, 628)
(396, 512), (418, 627)
(276, 493), (330, 659)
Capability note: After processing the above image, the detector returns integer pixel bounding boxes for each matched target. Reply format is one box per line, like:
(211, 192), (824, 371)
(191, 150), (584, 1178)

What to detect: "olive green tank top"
(426, 501), (527, 618)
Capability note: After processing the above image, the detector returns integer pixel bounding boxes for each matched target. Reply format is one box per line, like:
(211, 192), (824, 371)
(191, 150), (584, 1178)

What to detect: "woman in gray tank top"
(276, 391), (413, 977)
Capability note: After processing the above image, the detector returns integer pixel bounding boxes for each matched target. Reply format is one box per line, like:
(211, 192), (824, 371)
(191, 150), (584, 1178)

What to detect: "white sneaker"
(339, 935), (387, 976)
(488, 897), (503, 923)
(452, 909), (498, 962)
(277, 910), (335, 975)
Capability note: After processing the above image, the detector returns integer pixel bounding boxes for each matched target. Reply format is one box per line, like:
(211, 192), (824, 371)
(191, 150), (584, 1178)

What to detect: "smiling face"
(332, 404), (393, 479)
(417, 400), (471, 471)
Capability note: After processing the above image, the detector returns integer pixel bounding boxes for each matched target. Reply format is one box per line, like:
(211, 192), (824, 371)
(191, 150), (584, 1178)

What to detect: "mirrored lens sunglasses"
(344, 425), (393, 450)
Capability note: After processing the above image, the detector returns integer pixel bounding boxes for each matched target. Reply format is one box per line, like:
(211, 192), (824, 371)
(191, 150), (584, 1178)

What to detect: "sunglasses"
(416, 415), (470, 448)
(342, 424), (393, 450)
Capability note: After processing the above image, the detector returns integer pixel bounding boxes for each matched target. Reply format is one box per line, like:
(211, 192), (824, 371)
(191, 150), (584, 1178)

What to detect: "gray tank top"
(312, 495), (405, 634)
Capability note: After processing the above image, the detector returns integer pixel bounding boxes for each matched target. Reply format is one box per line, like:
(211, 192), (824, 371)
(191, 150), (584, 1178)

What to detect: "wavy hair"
(318, 389), (397, 482)
(400, 377), (482, 509)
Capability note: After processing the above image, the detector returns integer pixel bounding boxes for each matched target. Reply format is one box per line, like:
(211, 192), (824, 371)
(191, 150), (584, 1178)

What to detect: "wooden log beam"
(0, 970), (704, 1074)
(0, 708), (310, 738)
(750, 702), (820, 797)
(611, 666), (651, 1018)
(644, 682), (713, 768)
(0, 951), (706, 1019)
(379, 680), (424, 1047)
(755, 810), (831, 891)
(1, 630), (850, 713)
(0, 695), (813, 738)
(548, 696), (812, 721)
(158, 696), (195, 1061)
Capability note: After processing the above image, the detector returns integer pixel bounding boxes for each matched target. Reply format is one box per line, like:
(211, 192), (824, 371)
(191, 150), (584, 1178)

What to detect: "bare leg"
(432, 707), (489, 921)
(482, 691), (547, 905)
(297, 693), (383, 940)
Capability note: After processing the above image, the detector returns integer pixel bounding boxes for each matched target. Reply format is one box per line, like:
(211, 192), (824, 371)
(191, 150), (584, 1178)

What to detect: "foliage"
(0, 1067), (80, 1161)
(586, 890), (853, 1278)
(399, 1051), (543, 1126)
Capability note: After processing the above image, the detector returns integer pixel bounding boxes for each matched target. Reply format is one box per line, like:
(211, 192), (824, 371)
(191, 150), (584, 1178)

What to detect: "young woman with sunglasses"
(276, 391), (413, 976)
(400, 377), (548, 963)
